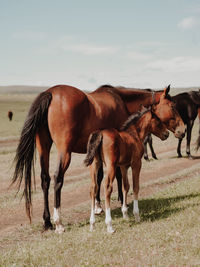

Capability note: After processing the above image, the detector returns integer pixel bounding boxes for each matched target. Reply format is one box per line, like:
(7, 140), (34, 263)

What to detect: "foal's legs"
(36, 129), (53, 230)
(116, 166), (123, 204)
(132, 160), (142, 222)
(95, 163), (104, 214)
(104, 164), (116, 233)
(120, 167), (130, 219)
(89, 159), (100, 231)
(53, 149), (71, 233)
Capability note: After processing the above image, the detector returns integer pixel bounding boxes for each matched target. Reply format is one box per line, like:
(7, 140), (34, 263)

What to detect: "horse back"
(173, 93), (198, 123)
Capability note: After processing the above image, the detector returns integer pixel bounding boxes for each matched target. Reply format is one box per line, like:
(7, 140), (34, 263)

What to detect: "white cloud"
(125, 51), (152, 61)
(178, 16), (200, 30)
(146, 56), (200, 73)
(61, 43), (119, 55)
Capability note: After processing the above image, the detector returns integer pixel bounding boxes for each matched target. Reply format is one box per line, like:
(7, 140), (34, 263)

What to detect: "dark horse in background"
(12, 84), (185, 233)
(8, 110), (13, 121)
(144, 90), (200, 160)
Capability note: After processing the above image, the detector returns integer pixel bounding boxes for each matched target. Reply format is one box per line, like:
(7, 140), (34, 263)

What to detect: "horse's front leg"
(186, 120), (194, 159)
(132, 160), (142, 223)
(53, 151), (71, 234)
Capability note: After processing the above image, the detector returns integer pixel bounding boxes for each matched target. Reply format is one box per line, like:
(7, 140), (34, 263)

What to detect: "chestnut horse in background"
(12, 84), (185, 233)
(84, 106), (169, 233)
(144, 90), (200, 160)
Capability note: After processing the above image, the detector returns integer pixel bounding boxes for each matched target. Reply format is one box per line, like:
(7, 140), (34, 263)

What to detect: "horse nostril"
(181, 132), (185, 138)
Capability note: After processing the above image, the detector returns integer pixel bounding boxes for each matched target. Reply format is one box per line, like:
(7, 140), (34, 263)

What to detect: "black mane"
(121, 108), (150, 131)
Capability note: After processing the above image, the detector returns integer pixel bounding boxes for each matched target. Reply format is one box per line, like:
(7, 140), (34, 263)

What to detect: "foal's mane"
(121, 108), (150, 131)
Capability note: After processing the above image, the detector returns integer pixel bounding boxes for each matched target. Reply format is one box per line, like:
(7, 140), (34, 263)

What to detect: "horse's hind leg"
(120, 167), (129, 219)
(95, 164), (104, 214)
(104, 164), (116, 233)
(36, 129), (53, 230)
(132, 160), (142, 223)
(53, 149), (71, 234)
(89, 158), (100, 231)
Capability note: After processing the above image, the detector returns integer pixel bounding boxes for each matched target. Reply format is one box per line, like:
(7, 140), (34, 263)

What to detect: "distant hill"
(0, 85), (199, 95)
(0, 85), (48, 94)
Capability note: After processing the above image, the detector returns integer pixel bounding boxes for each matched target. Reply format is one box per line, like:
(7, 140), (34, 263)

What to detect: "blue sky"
(1, 0), (200, 90)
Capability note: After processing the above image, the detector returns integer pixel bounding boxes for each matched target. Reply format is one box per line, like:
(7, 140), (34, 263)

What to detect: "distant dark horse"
(12, 84), (185, 233)
(144, 90), (200, 160)
(8, 110), (13, 121)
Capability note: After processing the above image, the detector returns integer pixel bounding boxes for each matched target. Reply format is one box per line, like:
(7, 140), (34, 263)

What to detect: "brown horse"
(12, 84), (185, 233)
(8, 110), (13, 121)
(84, 106), (169, 233)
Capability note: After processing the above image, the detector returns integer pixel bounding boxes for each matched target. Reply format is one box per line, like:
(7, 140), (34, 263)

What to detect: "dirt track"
(0, 138), (200, 241)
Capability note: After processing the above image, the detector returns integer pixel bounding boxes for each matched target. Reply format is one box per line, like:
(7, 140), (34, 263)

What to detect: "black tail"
(84, 131), (102, 166)
(12, 91), (52, 222)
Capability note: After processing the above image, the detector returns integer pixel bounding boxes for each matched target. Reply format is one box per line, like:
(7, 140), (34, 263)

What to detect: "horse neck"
(125, 113), (152, 143)
(134, 115), (152, 142)
(115, 88), (163, 114)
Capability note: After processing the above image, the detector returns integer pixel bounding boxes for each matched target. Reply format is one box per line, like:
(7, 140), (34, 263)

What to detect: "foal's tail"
(11, 91), (52, 222)
(195, 108), (200, 151)
(84, 131), (103, 166)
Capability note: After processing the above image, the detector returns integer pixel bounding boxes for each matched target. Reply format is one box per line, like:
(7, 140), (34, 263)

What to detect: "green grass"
(1, 175), (200, 267)
(0, 94), (35, 138)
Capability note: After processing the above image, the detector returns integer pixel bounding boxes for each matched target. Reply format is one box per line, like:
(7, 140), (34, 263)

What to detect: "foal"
(84, 106), (169, 233)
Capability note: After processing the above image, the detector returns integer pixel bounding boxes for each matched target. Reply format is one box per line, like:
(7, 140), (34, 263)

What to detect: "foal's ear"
(164, 84), (170, 97)
(151, 104), (156, 112)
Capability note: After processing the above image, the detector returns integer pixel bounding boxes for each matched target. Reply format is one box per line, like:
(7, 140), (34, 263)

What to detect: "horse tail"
(195, 108), (200, 151)
(11, 91), (52, 222)
(84, 131), (103, 166)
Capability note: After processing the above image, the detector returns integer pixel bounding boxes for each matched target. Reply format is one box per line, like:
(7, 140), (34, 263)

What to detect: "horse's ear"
(140, 104), (145, 112)
(164, 84), (170, 97)
(151, 104), (156, 112)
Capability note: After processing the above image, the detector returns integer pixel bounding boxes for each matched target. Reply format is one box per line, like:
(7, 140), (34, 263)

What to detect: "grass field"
(0, 174), (200, 266)
(0, 90), (200, 266)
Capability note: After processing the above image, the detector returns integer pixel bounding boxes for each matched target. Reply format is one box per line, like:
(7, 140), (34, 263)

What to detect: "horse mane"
(121, 107), (150, 131)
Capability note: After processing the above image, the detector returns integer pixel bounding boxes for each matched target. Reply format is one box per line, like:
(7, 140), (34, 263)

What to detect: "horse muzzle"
(161, 131), (169, 140)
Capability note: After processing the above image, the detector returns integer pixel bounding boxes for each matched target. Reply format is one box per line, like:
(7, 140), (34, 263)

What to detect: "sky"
(1, 0), (200, 91)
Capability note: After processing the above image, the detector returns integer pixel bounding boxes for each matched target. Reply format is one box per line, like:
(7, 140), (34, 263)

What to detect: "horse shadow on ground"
(111, 192), (200, 224)
(170, 155), (200, 160)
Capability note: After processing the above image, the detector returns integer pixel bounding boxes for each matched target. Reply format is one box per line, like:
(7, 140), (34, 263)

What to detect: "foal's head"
(121, 106), (169, 141)
(153, 85), (185, 138)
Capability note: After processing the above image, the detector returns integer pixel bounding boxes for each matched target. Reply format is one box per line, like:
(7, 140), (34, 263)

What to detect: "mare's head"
(153, 85), (185, 138)
(121, 106), (169, 141)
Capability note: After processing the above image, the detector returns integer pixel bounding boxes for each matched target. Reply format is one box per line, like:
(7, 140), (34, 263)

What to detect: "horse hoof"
(43, 221), (53, 231)
(55, 224), (65, 234)
(123, 214), (129, 220)
(134, 213), (140, 223)
(95, 202), (103, 215)
(107, 227), (115, 234)
(188, 155), (194, 160)
(90, 224), (95, 232)
(177, 154), (182, 158)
